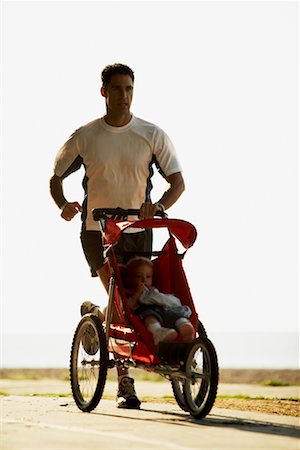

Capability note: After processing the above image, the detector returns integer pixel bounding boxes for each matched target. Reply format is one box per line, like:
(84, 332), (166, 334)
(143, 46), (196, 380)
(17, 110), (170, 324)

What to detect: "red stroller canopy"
(102, 218), (197, 249)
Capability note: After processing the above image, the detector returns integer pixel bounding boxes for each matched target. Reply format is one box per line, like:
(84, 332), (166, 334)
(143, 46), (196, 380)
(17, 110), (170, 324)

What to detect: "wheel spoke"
(183, 337), (218, 419)
(70, 315), (108, 412)
(171, 320), (208, 413)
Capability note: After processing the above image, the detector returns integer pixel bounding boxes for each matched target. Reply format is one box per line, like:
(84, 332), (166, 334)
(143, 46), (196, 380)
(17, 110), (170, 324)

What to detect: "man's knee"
(96, 266), (108, 291)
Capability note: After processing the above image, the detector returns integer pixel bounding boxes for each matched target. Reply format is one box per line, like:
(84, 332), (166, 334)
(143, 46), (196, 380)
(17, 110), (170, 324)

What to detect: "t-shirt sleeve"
(152, 128), (182, 178)
(53, 130), (83, 179)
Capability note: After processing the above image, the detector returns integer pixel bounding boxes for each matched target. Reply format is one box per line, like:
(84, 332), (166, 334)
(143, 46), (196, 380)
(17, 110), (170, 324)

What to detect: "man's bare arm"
(140, 172), (185, 219)
(49, 174), (82, 221)
(49, 174), (68, 209)
(157, 171), (185, 210)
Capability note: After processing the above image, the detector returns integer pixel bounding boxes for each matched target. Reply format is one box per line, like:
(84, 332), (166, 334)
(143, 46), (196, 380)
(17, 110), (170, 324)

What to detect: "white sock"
(147, 322), (162, 333)
(175, 317), (190, 330)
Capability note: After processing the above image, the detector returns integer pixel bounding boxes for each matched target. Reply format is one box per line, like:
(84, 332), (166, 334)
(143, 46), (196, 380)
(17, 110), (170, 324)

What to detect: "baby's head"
(126, 257), (153, 289)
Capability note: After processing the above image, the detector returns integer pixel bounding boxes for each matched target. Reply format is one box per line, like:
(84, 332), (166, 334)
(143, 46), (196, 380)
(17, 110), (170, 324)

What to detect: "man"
(50, 63), (185, 409)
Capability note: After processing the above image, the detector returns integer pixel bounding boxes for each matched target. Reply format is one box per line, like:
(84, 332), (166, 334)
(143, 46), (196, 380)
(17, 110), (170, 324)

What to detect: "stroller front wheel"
(70, 314), (108, 412)
(183, 336), (218, 419)
(171, 319), (208, 412)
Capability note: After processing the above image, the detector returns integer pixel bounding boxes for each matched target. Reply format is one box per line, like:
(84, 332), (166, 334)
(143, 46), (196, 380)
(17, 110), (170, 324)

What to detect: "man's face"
(101, 74), (134, 115)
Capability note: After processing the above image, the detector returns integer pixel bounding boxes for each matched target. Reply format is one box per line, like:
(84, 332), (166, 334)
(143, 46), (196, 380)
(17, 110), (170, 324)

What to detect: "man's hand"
(61, 202), (83, 221)
(49, 175), (83, 222)
(138, 172), (185, 219)
(139, 202), (160, 219)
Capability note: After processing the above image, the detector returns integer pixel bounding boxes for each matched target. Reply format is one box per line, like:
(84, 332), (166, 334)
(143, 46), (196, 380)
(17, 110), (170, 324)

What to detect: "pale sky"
(2, 1), (299, 368)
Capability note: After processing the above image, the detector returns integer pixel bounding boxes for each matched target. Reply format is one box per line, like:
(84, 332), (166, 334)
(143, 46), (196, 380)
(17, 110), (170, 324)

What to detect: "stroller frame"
(70, 208), (219, 419)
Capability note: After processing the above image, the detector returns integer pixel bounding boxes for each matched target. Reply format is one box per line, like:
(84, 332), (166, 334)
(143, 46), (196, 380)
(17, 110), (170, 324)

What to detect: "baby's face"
(130, 264), (153, 288)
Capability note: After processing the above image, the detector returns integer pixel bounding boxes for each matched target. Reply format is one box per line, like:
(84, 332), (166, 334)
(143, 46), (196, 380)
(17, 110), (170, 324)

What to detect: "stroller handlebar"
(93, 207), (165, 221)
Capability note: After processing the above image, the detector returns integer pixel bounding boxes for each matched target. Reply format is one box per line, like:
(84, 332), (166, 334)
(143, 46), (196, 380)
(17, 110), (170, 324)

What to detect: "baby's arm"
(127, 284), (145, 311)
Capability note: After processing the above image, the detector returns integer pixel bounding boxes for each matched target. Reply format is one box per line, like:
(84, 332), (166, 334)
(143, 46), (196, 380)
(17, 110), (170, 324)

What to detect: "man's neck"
(104, 112), (132, 127)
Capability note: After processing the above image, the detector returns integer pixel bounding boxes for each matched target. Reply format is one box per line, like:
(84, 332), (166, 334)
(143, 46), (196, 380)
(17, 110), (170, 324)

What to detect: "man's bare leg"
(96, 267), (137, 405)
(80, 271), (139, 407)
(96, 265), (108, 291)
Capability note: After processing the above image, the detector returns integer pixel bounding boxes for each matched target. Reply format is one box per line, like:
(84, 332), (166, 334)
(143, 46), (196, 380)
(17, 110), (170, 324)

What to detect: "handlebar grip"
(92, 207), (165, 221)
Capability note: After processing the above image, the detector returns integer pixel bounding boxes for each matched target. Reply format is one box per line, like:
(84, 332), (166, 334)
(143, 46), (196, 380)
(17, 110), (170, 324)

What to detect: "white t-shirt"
(54, 115), (182, 231)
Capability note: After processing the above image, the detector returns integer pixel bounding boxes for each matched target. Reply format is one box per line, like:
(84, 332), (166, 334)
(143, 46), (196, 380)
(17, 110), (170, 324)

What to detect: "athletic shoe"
(116, 377), (141, 409)
(80, 301), (102, 355)
(80, 301), (102, 318)
(81, 323), (99, 355)
(152, 327), (178, 345)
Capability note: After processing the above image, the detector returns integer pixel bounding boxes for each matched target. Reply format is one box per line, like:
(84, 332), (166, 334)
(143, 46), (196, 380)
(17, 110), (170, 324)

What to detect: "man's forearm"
(49, 174), (67, 209)
(158, 172), (185, 210)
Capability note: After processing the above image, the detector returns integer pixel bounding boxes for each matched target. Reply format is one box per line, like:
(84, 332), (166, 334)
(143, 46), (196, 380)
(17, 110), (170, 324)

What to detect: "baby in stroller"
(125, 257), (195, 345)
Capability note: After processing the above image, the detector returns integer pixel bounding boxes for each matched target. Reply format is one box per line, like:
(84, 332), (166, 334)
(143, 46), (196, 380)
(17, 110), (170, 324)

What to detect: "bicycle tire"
(171, 320), (207, 411)
(70, 315), (108, 412)
(183, 336), (219, 419)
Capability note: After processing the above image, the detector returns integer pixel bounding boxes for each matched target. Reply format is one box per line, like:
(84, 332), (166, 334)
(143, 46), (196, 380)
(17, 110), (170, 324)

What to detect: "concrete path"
(1, 395), (299, 450)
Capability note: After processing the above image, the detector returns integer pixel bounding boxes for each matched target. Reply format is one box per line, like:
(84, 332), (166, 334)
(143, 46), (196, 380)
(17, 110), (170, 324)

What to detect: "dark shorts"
(80, 229), (153, 277)
(136, 305), (184, 329)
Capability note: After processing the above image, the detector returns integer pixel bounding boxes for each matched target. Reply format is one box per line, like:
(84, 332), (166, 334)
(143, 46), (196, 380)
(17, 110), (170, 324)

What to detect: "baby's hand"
(136, 283), (145, 296)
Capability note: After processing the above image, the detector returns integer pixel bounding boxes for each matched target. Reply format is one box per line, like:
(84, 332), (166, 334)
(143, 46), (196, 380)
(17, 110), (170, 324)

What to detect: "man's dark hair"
(101, 63), (134, 88)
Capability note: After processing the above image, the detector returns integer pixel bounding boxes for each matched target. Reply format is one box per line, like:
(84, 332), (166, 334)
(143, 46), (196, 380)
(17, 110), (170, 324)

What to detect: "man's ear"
(100, 86), (106, 97)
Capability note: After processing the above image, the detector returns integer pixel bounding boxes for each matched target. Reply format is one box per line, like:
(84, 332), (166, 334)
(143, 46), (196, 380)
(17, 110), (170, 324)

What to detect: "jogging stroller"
(70, 208), (218, 419)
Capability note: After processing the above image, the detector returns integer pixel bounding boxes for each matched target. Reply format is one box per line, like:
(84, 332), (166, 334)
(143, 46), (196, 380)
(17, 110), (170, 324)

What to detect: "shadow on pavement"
(199, 414), (300, 440)
(89, 407), (300, 440)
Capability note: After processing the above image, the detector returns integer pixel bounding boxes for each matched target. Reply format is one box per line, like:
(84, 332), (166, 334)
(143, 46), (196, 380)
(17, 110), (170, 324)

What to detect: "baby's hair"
(126, 257), (153, 275)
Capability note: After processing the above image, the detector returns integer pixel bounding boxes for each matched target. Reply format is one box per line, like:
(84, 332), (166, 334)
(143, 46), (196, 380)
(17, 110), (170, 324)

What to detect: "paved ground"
(1, 396), (299, 450)
(1, 380), (299, 450)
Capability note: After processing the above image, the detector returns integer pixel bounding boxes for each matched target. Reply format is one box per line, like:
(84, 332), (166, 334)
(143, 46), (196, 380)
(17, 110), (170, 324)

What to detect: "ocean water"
(1, 331), (298, 369)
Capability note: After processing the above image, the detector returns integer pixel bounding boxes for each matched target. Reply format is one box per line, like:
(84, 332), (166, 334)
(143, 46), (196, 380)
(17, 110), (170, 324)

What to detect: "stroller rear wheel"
(70, 315), (108, 412)
(171, 320), (207, 412)
(183, 336), (218, 419)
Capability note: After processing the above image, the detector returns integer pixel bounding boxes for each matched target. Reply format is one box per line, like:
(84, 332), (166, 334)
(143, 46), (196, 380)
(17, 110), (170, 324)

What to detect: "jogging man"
(50, 63), (185, 409)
